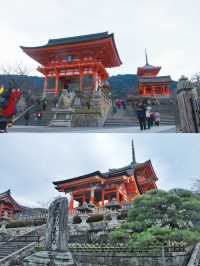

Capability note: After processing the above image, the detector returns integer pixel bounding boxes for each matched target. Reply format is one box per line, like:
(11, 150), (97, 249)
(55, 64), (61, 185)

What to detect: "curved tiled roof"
(47, 32), (110, 47)
(53, 171), (102, 185)
(0, 189), (22, 211)
(20, 32), (122, 67)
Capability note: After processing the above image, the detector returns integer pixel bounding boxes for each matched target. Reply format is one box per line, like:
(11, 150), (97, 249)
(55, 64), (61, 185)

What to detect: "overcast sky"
(0, 0), (200, 80)
(0, 134), (199, 208)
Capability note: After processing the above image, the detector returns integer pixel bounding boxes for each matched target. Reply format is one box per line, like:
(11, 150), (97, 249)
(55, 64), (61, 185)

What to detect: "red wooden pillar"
(43, 75), (48, 94)
(167, 87), (170, 95)
(90, 187), (95, 204)
(93, 71), (97, 92)
(0, 204), (2, 218)
(101, 190), (105, 207)
(121, 194), (124, 206)
(143, 86), (146, 96)
(82, 194), (86, 204)
(69, 193), (74, 210)
(61, 78), (64, 92)
(55, 72), (60, 96)
(80, 70), (83, 91)
(116, 187), (120, 203)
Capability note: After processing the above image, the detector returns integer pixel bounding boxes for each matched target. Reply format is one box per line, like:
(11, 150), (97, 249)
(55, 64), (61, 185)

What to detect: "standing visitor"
(154, 111), (161, 126)
(42, 98), (47, 111)
(36, 111), (43, 121)
(24, 110), (30, 126)
(150, 112), (155, 127)
(136, 102), (146, 130)
(0, 118), (8, 133)
(53, 96), (58, 108)
(122, 100), (126, 109)
(146, 104), (152, 129)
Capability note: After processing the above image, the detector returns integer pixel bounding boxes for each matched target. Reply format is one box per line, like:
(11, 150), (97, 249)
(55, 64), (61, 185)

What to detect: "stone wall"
(71, 92), (111, 127)
(72, 251), (190, 266)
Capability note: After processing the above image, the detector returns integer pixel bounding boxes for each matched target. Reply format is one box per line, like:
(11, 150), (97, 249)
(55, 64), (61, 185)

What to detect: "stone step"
(0, 226), (46, 261)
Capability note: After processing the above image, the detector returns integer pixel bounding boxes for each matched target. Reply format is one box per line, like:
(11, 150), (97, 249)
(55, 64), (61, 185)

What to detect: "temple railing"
(69, 203), (132, 217)
(15, 214), (48, 221)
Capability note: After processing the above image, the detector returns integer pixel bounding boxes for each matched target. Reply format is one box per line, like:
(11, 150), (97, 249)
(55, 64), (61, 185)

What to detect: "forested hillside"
(0, 74), (176, 98)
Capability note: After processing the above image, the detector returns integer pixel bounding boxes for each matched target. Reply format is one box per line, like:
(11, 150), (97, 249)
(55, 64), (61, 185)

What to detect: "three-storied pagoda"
(0, 190), (22, 219)
(137, 50), (172, 97)
(21, 32), (122, 96)
(53, 141), (158, 211)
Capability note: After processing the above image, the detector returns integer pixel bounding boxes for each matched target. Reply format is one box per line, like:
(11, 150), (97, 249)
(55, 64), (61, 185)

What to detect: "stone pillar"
(177, 76), (200, 133)
(45, 198), (68, 251)
(23, 197), (74, 265)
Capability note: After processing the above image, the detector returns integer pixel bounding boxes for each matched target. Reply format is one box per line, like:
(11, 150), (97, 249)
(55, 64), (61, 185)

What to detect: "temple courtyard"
(7, 125), (176, 133)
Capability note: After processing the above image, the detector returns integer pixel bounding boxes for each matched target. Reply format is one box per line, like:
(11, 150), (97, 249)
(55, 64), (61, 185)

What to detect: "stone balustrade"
(69, 203), (132, 218)
(187, 242), (200, 266)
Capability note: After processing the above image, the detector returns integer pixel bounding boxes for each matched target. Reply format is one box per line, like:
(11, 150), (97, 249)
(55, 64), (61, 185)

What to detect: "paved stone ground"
(6, 125), (176, 133)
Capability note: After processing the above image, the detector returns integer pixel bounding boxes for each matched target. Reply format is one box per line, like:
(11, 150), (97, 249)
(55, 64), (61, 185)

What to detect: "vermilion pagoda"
(137, 50), (172, 97)
(21, 32), (122, 96)
(53, 141), (158, 211)
(0, 190), (22, 219)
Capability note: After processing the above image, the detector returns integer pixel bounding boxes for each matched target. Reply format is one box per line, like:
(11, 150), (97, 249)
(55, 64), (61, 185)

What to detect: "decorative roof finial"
(132, 140), (136, 164)
(145, 48), (149, 65)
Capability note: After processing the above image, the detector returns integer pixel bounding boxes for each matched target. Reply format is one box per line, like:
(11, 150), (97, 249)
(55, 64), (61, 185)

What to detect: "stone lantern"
(105, 198), (121, 228)
(0, 211), (10, 233)
(77, 202), (93, 231)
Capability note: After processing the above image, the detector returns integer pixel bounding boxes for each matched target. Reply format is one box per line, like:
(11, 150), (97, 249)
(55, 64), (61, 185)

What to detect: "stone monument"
(177, 76), (200, 133)
(49, 90), (75, 127)
(23, 197), (74, 266)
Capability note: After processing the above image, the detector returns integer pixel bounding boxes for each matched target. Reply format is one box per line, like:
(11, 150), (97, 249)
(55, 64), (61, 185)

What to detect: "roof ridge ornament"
(145, 48), (149, 65)
(132, 140), (136, 165)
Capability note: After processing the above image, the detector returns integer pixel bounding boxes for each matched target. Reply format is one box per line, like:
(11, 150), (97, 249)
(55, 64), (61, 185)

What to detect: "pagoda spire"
(131, 140), (136, 164)
(145, 48), (149, 65)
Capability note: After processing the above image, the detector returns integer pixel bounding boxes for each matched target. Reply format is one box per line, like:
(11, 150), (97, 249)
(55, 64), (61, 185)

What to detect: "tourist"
(146, 104), (152, 129)
(24, 110), (30, 126)
(0, 118), (8, 133)
(136, 102), (146, 130)
(122, 100), (126, 109)
(42, 99), (47, 111)
(150, 112), (155, 127)
(154, 111), (161, 126)
(36, 111), (42, 121)
(53, 96), (58, 107)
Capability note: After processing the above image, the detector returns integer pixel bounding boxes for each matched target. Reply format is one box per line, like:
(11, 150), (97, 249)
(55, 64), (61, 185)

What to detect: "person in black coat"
(136, 102), (147, 130)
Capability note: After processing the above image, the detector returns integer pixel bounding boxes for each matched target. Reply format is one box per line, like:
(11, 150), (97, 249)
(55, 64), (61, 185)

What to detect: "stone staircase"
(14, 98), (55, 127)
(104, 104), (176, 128)
(0, 225), (46, 264)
